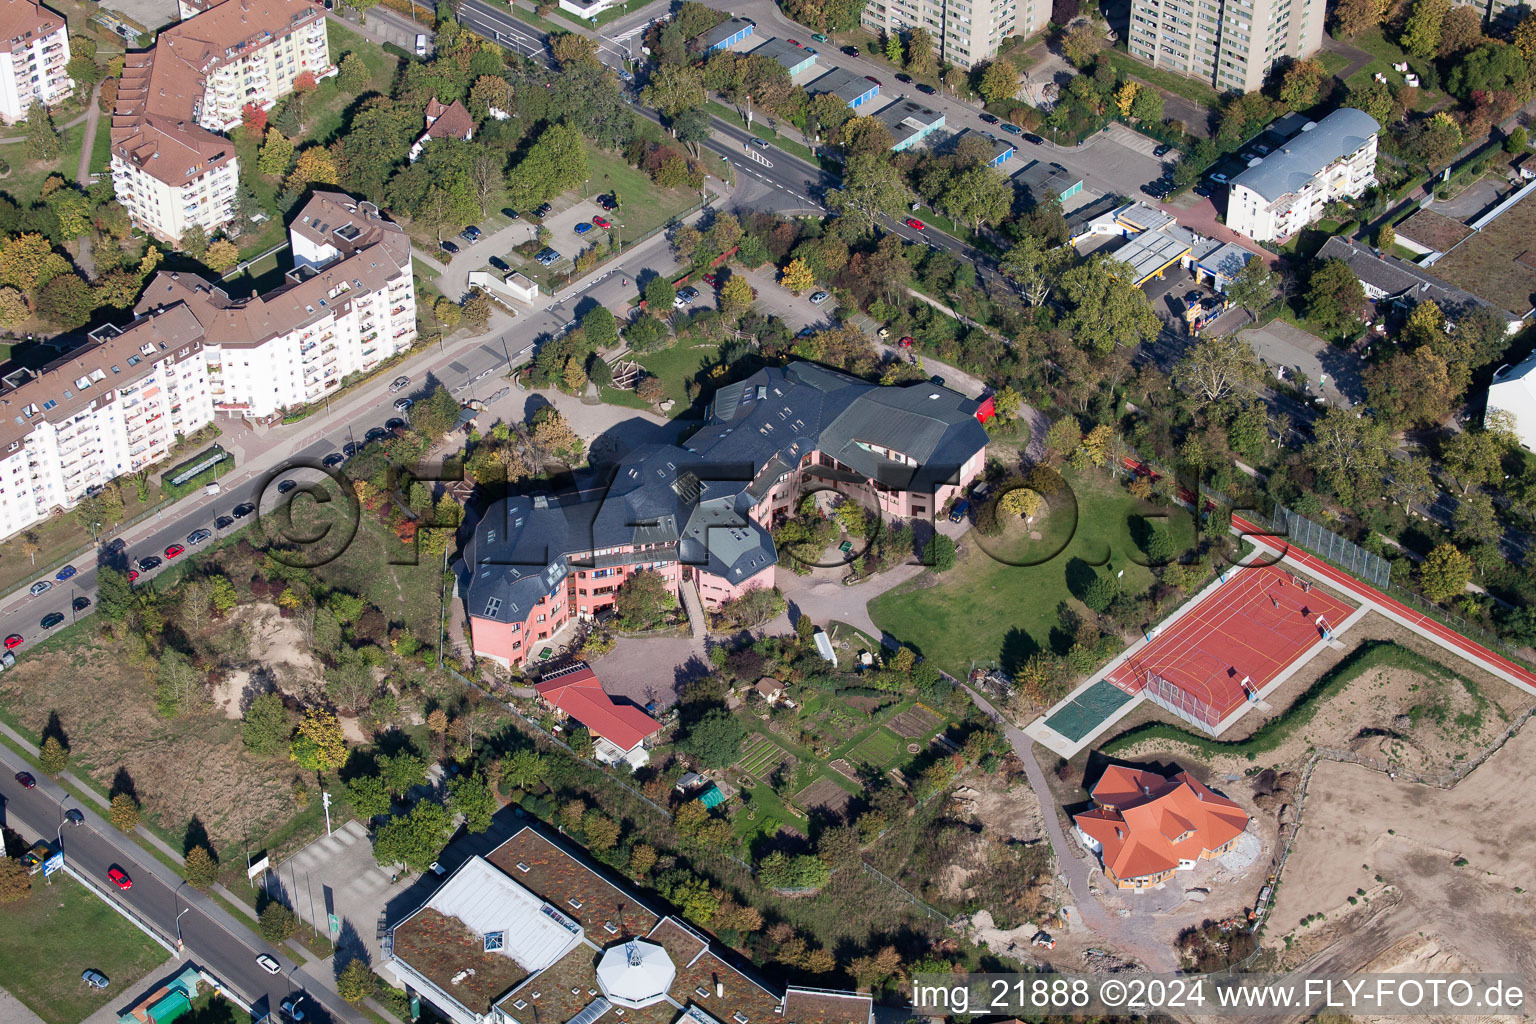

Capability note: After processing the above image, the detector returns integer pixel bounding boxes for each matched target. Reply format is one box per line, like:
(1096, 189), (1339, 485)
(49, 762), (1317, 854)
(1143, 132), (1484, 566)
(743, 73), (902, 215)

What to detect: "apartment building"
(110, 0), (332, 241)
(133, 192), (417, 418)
(1127, 0), (1324, 94)
(860, 0), (1049, 70)
(0, 193), (416, 542)
(1225, 108), (1378, 242)
(0, 308), (214, 540)
(464, 362), (989, 670)
(0, 0), (71, 124)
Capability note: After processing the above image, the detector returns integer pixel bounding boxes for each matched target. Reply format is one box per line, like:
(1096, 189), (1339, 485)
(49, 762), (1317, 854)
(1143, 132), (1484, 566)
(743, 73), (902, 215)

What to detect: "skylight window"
(484, 930), (505, 952)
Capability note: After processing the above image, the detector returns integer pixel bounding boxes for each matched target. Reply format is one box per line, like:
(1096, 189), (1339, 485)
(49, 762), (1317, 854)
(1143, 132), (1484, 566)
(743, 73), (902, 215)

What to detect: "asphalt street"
(0, 756), (362, 1024)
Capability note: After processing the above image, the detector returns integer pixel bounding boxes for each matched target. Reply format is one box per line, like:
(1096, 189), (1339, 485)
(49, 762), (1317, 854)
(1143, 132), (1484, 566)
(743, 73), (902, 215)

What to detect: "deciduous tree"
(1418, 542), (1473, 600)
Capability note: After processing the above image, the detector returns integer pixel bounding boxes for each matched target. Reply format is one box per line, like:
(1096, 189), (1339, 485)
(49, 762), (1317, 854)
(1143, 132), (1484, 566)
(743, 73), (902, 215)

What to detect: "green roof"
(148, 990), (191, 1024)
(697, 783), (725, 808)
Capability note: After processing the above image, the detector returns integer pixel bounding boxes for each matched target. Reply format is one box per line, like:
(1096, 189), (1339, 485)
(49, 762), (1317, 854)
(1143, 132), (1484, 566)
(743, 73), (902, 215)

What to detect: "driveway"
(1241, 319), (1367, 407)
(267, 819), (397, 970)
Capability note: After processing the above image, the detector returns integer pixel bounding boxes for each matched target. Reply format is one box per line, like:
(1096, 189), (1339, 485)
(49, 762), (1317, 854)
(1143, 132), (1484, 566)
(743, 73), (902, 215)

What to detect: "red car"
(788, 38), (801, 46)
(592, 215), (611, 229)
(703, 273), (718, 286)
(905, 218), (925, 230)
(4, 634), (21, 649)
(898, 335), (914, 348)
(164, 544), (185, 559)
(108, 866), (132, 890)
(128, 570), (139, 584)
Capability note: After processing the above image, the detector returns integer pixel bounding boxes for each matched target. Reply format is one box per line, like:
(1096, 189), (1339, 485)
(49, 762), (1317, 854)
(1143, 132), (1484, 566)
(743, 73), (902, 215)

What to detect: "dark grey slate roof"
(1317, 236), (1510, 317)
(1230, 108), (1379, 203)
(464, 490), (601, 623)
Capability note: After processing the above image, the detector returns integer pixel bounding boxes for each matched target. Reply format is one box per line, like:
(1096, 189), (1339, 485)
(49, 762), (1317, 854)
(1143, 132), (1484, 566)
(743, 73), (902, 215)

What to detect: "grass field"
(0, 875), (168, 1024)
(1337, 28), (1441, 110)
(584, 141), (700, 243)
(849, 727), (903, 768)
(1100, 49), (1221, 111)
(0, 122), (88, 204)
(869, 469), (1198, 679)
(628, 341), (721, 417)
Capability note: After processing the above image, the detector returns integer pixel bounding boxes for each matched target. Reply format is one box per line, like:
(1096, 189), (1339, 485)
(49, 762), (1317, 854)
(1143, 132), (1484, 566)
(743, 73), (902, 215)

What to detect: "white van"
(415, 33), (428, 56)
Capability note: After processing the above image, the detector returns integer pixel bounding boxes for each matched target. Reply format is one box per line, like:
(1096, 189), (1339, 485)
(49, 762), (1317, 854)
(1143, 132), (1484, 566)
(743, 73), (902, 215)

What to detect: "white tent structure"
(596, 940), (676, 1008)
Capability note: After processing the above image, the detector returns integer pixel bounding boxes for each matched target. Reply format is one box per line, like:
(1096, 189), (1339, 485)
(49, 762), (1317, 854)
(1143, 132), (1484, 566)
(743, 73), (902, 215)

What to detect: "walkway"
(965, 685), (1181, 973)
(76, 82), (103, 185)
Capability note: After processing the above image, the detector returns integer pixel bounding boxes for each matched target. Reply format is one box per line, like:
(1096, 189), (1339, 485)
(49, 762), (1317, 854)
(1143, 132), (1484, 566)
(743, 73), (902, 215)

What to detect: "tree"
(1516, 11), (1536, 61)
(1175, 334), (1263, 407)
(337, 52), (369, 92)
(1060, 20), (1101, 66)
(1437, 4), (1482, 57)
(338, 959), (376, 1005)
(203, 238), (240, 272)
(614, 568), (675, 630)
(906, 28), (936, 74)
(461, 291), (493, 332)
(825, 152), (911, 232)
(1442, 426), (1512, 493)
(258, 128), (294, 176)
(0, 286), (27, 326)
(37, 735), (68, 775)
(347, 773), (392, 818)
(940, 165), (1012, 231)
(644, 275), (676, 311)
(552, 31), (599, 66)
(287, 146), (339, 190)
(1304, 407), (1392, 506)
(1333, 0), (1386, 36)
(502, 749), (545, 792)
(290, 708), (347, 776)
(184, 845), (218, 888)
(1402, 112), (1463, 166)
(109, 793), (141, 832)
(924, 534), (957, 571)
(373, 800), (453, 872)
(1225, 257), (1278, 317)
(1400, 0), (1450, 58)
(581, 305), (618, 349)
(1114, 80), (1140, 117)
(242, 693), (290, 755)
(449, 772), (497, 834)
(379, 751), (429, 797)
(780, 257), (816, 293)
(0, 859), (30, 903)
(1059, 252), (1161, 353)
(36, 274), (94, 330)
(885, 32), (904, 64)
(999, 487), (1045, 519)
(719, 274), (754, 316)
(1418, 542), (1473, 601)
(837, 115), (896, 158)
(978, 57), (1019, 102)
(1507, 126), (1529, 153)
(1129, 84), (1164, 123)
(1000, 234), (1067, 306)
(1305, 258), (1367, 334)
(259, 901), (299, 943)
(1365, 346), (1455, 428)
(1278, 58), (1326, 109)
(582, 809), (621, 851)
(1453, 491), (1501, 547)
(156, 649), (207, 718)
(642, 62), (705, 118)
(1082, 573), (1119, 613)
(23, 103), (58, 160)
(681, 709), (746, 768)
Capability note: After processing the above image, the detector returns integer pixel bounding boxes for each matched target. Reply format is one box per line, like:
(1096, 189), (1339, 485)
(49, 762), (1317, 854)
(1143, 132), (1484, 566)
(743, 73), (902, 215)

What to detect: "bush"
(109, 793), (141, 833)
(259, 901), (299, 943)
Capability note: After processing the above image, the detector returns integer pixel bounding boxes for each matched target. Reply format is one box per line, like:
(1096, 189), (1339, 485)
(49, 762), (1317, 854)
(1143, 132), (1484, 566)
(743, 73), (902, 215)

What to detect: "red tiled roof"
(0, 0), (63, 55)
(422, 95), (473, 141)
(535, 666), (661, 751)
(1074, 769), (1248, 883)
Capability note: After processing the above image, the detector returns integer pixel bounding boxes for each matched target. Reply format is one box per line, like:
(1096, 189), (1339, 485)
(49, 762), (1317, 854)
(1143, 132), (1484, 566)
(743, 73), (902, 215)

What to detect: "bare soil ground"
(792, 776), (855, 818)
(1106, 613), (1533, 778)
(0, 634), (300, 848)
(210, 602), (324, 718)
(888, 703), (943, 738)
(1266, 722), (1536, 1001)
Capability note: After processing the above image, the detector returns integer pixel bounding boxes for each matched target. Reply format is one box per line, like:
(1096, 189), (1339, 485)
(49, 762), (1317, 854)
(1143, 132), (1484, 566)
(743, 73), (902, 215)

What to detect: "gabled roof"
(1317, 236), (1509, 317)
(535, 666), (662, 751)
(1230, 108), (1379, 203)
(1074, 769), (1248, 882)
(0, 0), (64, 55)
(422, 95), (474, 141)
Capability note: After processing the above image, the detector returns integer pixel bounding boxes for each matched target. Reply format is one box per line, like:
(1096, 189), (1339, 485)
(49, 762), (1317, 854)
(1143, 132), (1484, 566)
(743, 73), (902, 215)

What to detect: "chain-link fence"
(1268, 504), (1392, 589)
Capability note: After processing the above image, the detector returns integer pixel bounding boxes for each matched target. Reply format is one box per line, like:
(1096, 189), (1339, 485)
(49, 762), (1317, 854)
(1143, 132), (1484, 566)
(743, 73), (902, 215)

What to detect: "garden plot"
(736, 733), (797, 779)
(888, 703), (943, 738)
(792, 777), (857, 819)
(849, 728), (904, 768)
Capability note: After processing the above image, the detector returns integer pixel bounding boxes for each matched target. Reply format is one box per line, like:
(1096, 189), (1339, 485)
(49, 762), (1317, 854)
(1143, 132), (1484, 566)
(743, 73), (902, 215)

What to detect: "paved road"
(0, 756), (364, 1024)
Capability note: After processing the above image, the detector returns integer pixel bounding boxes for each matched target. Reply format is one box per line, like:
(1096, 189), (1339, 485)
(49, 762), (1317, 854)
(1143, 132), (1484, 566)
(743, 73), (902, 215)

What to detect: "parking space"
(1241, 320), (1368, 407)
(100, 0), (179, 31)
(266, 819), (398, 967)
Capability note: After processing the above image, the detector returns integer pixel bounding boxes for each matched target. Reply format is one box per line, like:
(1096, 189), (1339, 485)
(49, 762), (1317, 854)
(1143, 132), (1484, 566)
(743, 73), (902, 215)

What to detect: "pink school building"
(463, 362), (989, 669)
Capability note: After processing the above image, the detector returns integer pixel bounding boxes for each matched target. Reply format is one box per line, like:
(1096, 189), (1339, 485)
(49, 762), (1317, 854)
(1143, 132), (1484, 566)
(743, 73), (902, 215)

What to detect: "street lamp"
(174, 883), (191, 957)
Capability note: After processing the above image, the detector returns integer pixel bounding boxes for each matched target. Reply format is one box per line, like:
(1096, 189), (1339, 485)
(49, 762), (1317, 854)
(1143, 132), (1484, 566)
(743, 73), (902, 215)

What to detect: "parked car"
(898, 335), (914, 348)
(753, 138), (770, 149)
(127, 570), (139, 584)
(904, 217), (925, 230)
(232, 503), (256, 519)
(276, 479), (297, 495)
(488, 255), (511, 273)
(1154, 143), (1172, 157)
(394, 397), (414, 413)
(1022, 133), (1045, 145)
(1193, 183), (1214, 198)
(72, 596), (91, 612)
(502, 207), (521, 219)
(915, 82), (935, 94)
(257, 955), (282, 975)
(366, 427), (389, 443)
(533, 203), (553, 217)
(4, 635), (22, 650)
(414, 33), (428, 55)
(187, 529), (212, 546)
(812, 32), (828, 41)
(999, 122), (1022, 135)
(592, 215), (611, 229)
(342, 441), (363, 457)
(65, 808), (84, 825)
(1210, 172), (1229, 183)
(930, 375), (946, 386)
(28, 580), (52, 597)
(385, 418), (407, 431)
(979, 112), (999, 124)
(55, 565), (77, 582)
(216, 513), (237, 528)
(808, 290), (830, 305)
(787, 38), (801, 46)
(702, 272), (718, 286)
(137, 556), (161, 572)
(841, 45), (859, 55)
(461, 225), (483, 242)
(865, 75), (881, 85)
(82, 971), (109, 990)
(107, 867), (132, 890)
(389, 375), (412, 393)
(40, 612), (64, 630)
(15, 771), (34, 788)
(895, 72), (912, 83)
(574, 222), (593, 235)
(165, 543), (186, 559)
(596, 194), (617, 210)
(439, 239), (459, 254)
(949, 498), (971, 523)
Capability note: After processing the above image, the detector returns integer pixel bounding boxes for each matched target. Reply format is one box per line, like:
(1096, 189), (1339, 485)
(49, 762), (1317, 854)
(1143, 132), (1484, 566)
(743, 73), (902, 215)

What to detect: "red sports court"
(1107, 563), (1355, 732)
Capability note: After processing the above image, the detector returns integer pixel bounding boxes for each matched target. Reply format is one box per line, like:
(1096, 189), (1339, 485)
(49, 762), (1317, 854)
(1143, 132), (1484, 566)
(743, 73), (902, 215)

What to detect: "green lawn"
(704, 102), (819, 165)
(1100, 49), (1221, 111)
(0, 875), (168, 1024)
(848, 727), (903, 767)
(585, 141), (699, 242)
(0, 122), (88, 203)
(632, 340), (721, 416)
(1338, 29), (1441, 109)
(869, 469), (1198, 679)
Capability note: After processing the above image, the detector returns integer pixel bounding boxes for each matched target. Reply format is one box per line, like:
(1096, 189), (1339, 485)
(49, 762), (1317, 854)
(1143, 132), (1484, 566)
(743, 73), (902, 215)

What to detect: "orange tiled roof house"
(1072, 766), (1249, 891)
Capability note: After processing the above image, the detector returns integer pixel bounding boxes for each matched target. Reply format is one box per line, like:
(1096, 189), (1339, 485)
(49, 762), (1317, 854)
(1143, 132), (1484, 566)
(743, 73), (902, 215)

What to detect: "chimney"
(1142, 784), (1150, 796)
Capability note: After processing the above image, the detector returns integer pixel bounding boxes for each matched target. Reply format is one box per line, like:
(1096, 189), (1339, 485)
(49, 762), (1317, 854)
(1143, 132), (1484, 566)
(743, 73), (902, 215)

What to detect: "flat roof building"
(806, 66), (879, 109)
(955, 127), (1014, 167)
(696, 17), (753, 53)
(874, 97), (945, 152)
(1015, 160), (1083, 204)
(747, 37), (817, 76)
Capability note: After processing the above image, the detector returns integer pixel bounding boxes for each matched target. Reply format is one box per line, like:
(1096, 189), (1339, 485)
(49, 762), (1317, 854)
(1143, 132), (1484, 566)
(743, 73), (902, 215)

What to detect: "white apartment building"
(133, 193), (417, 419)
(0, 308), (213, 539)
(860, 0), (1048, 70)
(0, 0), (71, 124)
(0, 193), (417, 541)
(1225, 108), (1379, 242)
(1127, 0), (1324, 94)
(110, 0), (333, 241)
